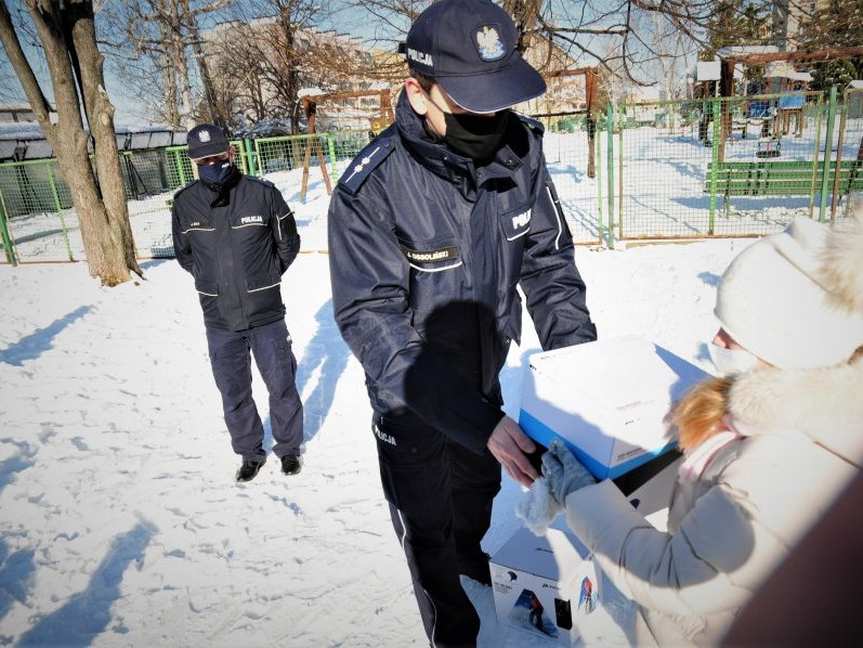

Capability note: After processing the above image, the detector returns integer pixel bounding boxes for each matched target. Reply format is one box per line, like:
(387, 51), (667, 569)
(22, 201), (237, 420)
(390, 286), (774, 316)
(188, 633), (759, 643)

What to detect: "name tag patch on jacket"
(180, 218), (214, 234)
(240, 215), (263, 225)
(401, 244), (462, 272)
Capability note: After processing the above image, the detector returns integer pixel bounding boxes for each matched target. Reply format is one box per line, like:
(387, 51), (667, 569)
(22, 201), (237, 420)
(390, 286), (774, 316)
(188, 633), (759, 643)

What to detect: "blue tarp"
(778, 94), (805, 110)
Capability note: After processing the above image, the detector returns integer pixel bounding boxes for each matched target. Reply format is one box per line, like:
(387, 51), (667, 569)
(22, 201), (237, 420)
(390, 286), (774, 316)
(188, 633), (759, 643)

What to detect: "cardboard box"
(490, 525), (600, 644)
(490, 458), (682, 643)
(519, 336), (709, 480)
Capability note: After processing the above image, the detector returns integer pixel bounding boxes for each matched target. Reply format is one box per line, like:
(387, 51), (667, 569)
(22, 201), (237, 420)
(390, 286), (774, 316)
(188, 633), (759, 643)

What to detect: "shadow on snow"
(17, 520), (157, 647)
(263, 300), (350, 450)
(0, 305), (93, 367)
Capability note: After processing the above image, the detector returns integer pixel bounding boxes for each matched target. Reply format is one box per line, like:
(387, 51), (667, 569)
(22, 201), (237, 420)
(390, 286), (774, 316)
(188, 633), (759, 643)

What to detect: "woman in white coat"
(522, 212), (863, 646)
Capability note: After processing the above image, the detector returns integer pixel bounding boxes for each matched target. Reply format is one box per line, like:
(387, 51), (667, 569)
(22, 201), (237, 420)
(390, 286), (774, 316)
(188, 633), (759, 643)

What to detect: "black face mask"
(442, 109), (510, 163)
(198, 160), (240, 207)
(199, 159), (235, 185)
(422, 89), (511, 163)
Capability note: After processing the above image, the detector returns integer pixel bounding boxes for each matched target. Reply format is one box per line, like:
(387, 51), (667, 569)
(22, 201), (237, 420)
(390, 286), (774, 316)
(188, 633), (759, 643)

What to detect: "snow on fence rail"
(1, 92), (861, 264)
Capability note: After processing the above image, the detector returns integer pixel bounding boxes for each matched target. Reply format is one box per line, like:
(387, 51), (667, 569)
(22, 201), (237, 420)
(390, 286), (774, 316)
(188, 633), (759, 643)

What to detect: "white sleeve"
(564, 479), (755, 617)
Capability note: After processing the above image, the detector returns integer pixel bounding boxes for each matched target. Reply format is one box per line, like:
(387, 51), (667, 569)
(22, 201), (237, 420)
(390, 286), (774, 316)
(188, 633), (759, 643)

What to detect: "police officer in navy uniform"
(172, 124), (304, 482)
(328, 1), (596, 645)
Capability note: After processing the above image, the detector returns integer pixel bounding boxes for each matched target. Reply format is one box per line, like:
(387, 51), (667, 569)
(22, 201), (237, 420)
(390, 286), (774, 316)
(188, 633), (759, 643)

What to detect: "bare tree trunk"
(178, 70), (195, 127)
(168, 0), (195, 128)
(502, 0), (542, 35)
(191, 43), (217, 124)
(182, 0), (220, 126)
(31, 0), (130, 284)
(162, 59), (180, 128)
(67, 0), (141, 278)
(159, 20), (181, 128)
(0, 1), (52, 123)
(1, 0), (133, 285)
(288, 65), (300, 133)
(279, 11), (300, 133)
(254, 75), (265, 121)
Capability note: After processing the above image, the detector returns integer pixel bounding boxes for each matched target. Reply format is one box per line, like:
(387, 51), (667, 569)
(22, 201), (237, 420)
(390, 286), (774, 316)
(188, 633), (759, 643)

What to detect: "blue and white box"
(518, 336), (708, 480)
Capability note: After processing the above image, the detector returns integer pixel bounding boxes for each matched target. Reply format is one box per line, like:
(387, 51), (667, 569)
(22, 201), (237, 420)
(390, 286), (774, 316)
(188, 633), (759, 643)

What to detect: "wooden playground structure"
(298, 89), (394, 201)
(716, 46), (863, 161)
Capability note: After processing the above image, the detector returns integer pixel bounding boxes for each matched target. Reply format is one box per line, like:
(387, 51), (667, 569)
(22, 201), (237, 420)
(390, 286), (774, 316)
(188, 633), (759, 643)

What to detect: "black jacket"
(172, 173), (300, 331)
(328, 92), (596, 453)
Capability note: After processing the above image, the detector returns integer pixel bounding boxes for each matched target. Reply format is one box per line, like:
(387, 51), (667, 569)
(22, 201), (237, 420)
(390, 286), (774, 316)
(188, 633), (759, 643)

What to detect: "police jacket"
(328, 92), (596, 453)
(172, 172), (300, 331)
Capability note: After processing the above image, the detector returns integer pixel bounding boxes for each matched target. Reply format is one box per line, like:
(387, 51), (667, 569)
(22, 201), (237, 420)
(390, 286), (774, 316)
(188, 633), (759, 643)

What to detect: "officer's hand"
(487, 416), (539, 488)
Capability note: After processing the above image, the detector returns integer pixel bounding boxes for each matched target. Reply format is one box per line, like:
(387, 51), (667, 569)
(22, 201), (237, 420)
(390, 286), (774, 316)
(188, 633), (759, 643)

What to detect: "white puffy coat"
(564, 361), (863, 646)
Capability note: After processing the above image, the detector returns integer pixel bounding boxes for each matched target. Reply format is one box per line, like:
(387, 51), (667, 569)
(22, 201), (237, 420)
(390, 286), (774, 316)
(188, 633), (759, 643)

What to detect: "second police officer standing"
(328, 1), (597, 646)
(172, 124), (304, 483)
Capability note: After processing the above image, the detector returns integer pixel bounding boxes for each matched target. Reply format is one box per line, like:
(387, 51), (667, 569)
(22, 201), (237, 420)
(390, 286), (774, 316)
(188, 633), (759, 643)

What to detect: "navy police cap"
(402, 0), (546, 113)
(187, 123), (230, 160)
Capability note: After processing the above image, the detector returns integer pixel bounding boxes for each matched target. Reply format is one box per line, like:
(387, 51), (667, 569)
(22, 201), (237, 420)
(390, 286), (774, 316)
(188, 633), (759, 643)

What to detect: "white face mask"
(708, 343), (760, 376)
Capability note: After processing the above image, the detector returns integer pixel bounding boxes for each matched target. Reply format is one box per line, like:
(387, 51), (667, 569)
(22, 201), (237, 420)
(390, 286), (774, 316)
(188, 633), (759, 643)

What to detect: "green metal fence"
(1, 90), (860, 264)
(546, 89), (860, 247)
(252, 131), (368, 177)
(0, 158), (74, 263)
(0, 131), (370, 263)
(832, 86), (863, 220)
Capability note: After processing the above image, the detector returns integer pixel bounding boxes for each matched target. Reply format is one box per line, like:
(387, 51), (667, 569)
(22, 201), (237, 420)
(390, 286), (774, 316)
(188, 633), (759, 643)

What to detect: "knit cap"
(715, 215), (863, 369)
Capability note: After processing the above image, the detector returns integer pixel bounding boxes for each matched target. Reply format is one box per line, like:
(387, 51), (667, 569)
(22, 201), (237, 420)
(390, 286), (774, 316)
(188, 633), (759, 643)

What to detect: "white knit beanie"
(715, 215), (863, 369)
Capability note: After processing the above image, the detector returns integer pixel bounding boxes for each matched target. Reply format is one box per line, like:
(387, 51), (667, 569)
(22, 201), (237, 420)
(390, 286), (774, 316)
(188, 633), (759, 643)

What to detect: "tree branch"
(0, 0), (55, 136)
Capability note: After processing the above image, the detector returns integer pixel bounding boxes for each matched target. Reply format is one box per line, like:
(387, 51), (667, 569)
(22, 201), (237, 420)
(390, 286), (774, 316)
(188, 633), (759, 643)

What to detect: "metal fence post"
(231, 140), (248, 176)
(830, 88), (848, 222)
(606, 102), (615, 249)
(244, 137), (258, 177)
(0, 188), (17, 265)
(47, 161), (74, 261)
(596, 120), (604, 233)
(819, 85), (837, 223)
(708, 98), (721, 235)
(617, 105), (624, 241)
(808, 93), (824, 218)
(175, 150), (189, 186)
(327, 134), (337, 178)
(254, 137), (266, 177)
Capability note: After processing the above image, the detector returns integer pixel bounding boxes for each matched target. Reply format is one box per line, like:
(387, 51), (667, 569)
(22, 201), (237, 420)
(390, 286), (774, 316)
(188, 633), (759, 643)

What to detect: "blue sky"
(1, 1), (659, 127)
(1, 1), (407, 126)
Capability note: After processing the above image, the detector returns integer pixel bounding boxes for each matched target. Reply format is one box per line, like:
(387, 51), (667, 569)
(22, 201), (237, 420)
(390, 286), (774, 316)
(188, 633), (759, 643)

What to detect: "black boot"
(281, 454), (302, 476)
(236, 457), (266, 482)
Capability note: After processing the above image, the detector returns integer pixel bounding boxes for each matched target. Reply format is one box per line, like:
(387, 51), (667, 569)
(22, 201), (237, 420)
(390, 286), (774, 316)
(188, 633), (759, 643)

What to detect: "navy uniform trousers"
(206, 318), (303, 460)
(373, 412), (501, 647)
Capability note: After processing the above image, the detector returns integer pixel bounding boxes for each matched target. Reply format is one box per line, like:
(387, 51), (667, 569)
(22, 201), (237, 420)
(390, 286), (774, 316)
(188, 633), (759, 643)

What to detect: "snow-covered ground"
(4, 117), (860, 262)
(1, 118), (854, 643)
(0, 227), (748, 645)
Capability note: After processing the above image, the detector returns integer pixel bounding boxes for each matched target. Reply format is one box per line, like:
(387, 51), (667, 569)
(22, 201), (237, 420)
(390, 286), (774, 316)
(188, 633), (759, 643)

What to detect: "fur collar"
(821, 201), (863, 313)
(729, 361), (863, 466)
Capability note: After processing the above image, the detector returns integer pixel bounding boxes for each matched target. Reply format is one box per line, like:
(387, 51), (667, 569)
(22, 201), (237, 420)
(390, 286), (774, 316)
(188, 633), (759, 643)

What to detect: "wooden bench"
(706, 160), (863, 197)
